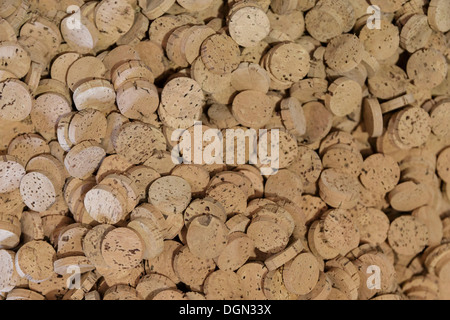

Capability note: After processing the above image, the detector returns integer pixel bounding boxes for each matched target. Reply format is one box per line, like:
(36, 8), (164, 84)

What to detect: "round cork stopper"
(200, 33), (241, 75)
(267, 42), (310, 83)
(322, 144), (363, 177)
(203, 270), (244, 300)
(389, 181), (431, 212)
(116, 79), (159, 121)
(359, 20), (399, 61)
(128, 217), (164, 259)
(388, 215), (429, 256)
(209, 171), (254, 199)
(186, 214), (228, 260)
(114, 122), (166, 165)
(56, 224), (90, 258)
(64, 141), (106, 179)
(177, 0), (213, 11)
(283, 252), (320, 295)
(94, 0), (134, 44)
(173, 245), (216, 291)
(206, 182), (248, 216)
(161, 77), (204, 119)
(406, 49), (448, 89)
(214, 232), (254, 271)
(191, 57), (233, 95)
(50, 52), (81, 84)
(15, 240), (56, 283)
(318, 169), (360, 209)
(68, 108), (107, 145)
(391, 107), (431, 149)
(83, 224), (115, 269)
(236, 261), (267, 299)
(20, 171), (57, 213)
(0, 155), (25, 193)
(61, 13), (98, 54)
(146, 240), (182, 284)
(0, 79), (32, 122)
(231, 90), (274, 128)
(368, 64), (408, 100)
(171, 164), (210, 197)
(0, 250), (20, 292)
(125, 165), (160, 202)
(101, 227), (144, 271)
(20, 211), (44, 243)
(263, 267), (298, 300)
(324, 34), (364, 73)
(360, 153), (400, 193)
(183, 198), (227, 227)
(363, 98), (383, 138)
(305, 6), (344, 43)
(112, 60), (155, 89)
(280, 97), (306, 137)
(99, 173), (139, 213)
(72, 78), (116, 112)
(66, 56), (106, 91)
(321, 209), (360, 255)
(0, 42), (31, 78)
(412, 206), (443, 247)
(430, 100), (450, 138)
(228, 6), (270, 48)
(354, 207), (389, 245)
(302, 101), (333, 143)
(325, 77), (362, 117)
(428, 0), (450, 32)
(400, 14), (433, 53)
(437, 147), (450, 183)
(148, 176), (192, 216)
(231, 62), (270, 93)
(247, 217), (289, 254)
(84, 184), (127, 224)
(265, 169), (303, 202)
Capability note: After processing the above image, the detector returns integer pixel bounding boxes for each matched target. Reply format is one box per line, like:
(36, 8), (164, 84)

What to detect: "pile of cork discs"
(0, 0), (450, 301)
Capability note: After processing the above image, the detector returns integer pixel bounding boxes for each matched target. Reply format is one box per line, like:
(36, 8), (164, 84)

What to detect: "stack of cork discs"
(0, 0), (450, 301)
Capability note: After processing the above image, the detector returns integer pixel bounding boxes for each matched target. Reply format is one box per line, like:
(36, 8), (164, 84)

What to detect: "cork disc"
(160, 77), (204, 119)
(60, 13), (98, 54)
(325, 77), (362, 117)
(267, 42), (310, 83)
(324, 34), (364, 73)
(200, 33), (241, 75)
(206, 182), (248, 216)
(64, 141), (106, 179)
(173, 245), (216, 291)
(214, 232), (254, 271)
(50, 52), (81, 84)
(280, 97), (306, 137)
(96, 154), (133, 183)
(56, 224), (90, 258)
(21, 211), (44, 243)
(265, 169), (304, 203)
(134, 40), (166, 79)
(363, 98), (383, 138)
(322, 144), (363, 177)
(392, 107), (431, 148)
(72, 78), (116, 112)
(66, 56), (106, 91)
(101, 227), (144, 271)
(400, 14), (433, 53)
(370, 0), (406, 12)
(203, 270), (244, 300)
(0, 42), (31, 78)
(321, 209), (360, 255)
(209, 171), (254, 199)
(389, 181), (431, 212)
(148, 176), (191, 215)
(83, 224), (115, 269)
(101, 112), (129, 154)
(177, 0), (213, 11)
(114, 122), (166, 165)
(0, 221), (21, 249)
(354, 207), (389, 245)
(231, 90), (273, 128)
(183, 198), (226, 227)
(360, 153), (400, 193)
(407, 49), (448, 89)
(388, 215), (429, 256)
(112, 60), (155, 89)
(94, 0), (134, 43)
(171, 164), (210, 197)
(0, 155), (25, 193)
(247, 217), (289, 254)
(146, 240), (182, 284)
(165, 25), (190, 68)
(143, 150), (178, 175)
(359, 20), (399, 61)
(228, 6), (270, 48)
(318, 169), (360, 209)
(412, 206), (443, 247)
(236, 262), (267, 300)
(263, 267), (298, 300)
(283, 252), (320, 295)
(230, 62), (270, 93)
(368, 64), (408, 100)
(84, 184), (127, 224)
(125, 165), (160, 202)
(191, 57), (232, 94)
(26, 154), (65, 191)
(128, 217), (164, 259)
(186, 214), (228, 260)
(15, 240), (56, 282)
(305, 6), (344, 43)
(430, 101), (450, 137)
(302, 101), (333, 143)
(68, 108), (107, 145)
(437, 147), (450, 183)
(100, 173), (139, 213)
(116, 79), (159, 120)
(428, 0), (450, 32)
(183, 25), (216, 65)
(0, 250), (20, 292)
(0, 79), (32, 122)
(20, 171), (57, 213)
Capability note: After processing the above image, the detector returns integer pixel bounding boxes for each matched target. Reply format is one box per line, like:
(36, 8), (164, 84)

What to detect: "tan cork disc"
(231, 62), (270, 93)
(231, 90), (274, 128)
(0, 249), (21, 292)
(191, 57), (232, 94)
(406, 48), (448, 89)
(305, 6), (344, 43)
(203, 270), (244, 300)
(391, 107), (431, 149)
(146, 240), (182, 284)
(321, 209), (360, 255)
(206, 182), (248, 216)
(354, 207), (389, 245)
(128, 217), (164, 259)
(15, 240), (56, 283)
(302, 101), (333, 144)
(72, 78), (116, 112)
(50, 52), (81, 84)
(183, 197), (226, 227)
(0, 79), (32, 122)
(360, 153), (400, 193)
(437, 147), (450, 183)
(83, 224), (115, 269)
(114, 121), (166, 165)
(283, 252), (320, 295)
(68, 108), (107, 145)
(61, 13), (98, 54)
(101, 227), (144, 271)
(148, 176), (192, 216)
(20, 171), (57, 213)
(116, 79), (159, 120)
(363, 98), (383, 138)
(183, 25), (216, 65)
(84, 184), (127, 224)
(96, 154), (133, 183)
(214, 232), (254, 271)
(428, 0), (450, 33)
(388, 215), (429, 256)
(322, 144), (363, 177)
(412, 206), (443, 247)
(171, 164), (210, 197)
(112, 60), (155, 89)
(26, 154), (66, 191)
(263, 267), (298, 300)
(228, 6), (270, 48)
(318, 169), (360, 210)
(125, 165), (160, 201)
(64, 140), (106, 179)
(359, 20), (400, 61)
(325, 77), (362, 117)
(264, 169), (304, 203)
(280, 97), (306, 137)
(0, 41), (31, 78)
(94, 0), (135, 44)
(430, 100), (450, 138)
(0, 155), (25, 193)
(236, 261), (267, 300)
(389, 181), (431, 212)
(247, 216), (289, 254)
(324, 34), (364, 73)
(66, 56), (106, 91)
(209, 171), (254, 199)
(400, 14), (433, 53)
(200, 33), (241, 75)
(173, 245), (216, 291)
